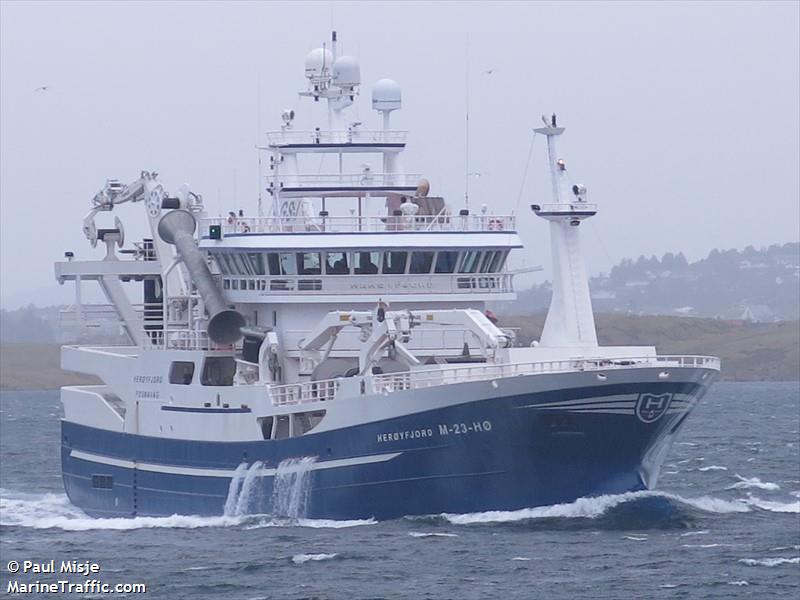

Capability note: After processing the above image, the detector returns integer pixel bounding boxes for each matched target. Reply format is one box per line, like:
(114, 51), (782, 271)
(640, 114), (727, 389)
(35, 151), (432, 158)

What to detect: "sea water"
(1, 383), (798, 599)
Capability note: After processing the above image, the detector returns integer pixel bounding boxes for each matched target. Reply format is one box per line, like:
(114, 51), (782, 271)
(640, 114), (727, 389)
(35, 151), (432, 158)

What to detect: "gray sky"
(1, 0), (798, 307)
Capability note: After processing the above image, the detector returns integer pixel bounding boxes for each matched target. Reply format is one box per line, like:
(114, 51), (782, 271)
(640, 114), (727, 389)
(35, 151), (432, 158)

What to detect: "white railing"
(533, 203), (598, 213)
(144, 329), (235, 352)
(201, 214), (516, 235)
(219, 273), (513, 296)
(272, 172), (421, 189)
(269, 378), (340, 406)
(371, 355), (721, 394)
(265, 129), (408, 146)
(60, 303), (163, 328)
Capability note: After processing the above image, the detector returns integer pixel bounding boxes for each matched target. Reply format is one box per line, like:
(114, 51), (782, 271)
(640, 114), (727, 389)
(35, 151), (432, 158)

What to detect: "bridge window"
(489, 250), (508, 272)
(459, 251), (483, 273)
(354, 251), (380, 274)
(247, 253), (266, 276)
(201, 356), (236, 386)
(383, 251), (408, 274)
(297, 252), (321, 275)
(434, 251), (459, 273)
(325, 252), (350, 275)
(169, 361), (195, 385)
(280, 253), (297, 275)
(409, 251), (434, 274)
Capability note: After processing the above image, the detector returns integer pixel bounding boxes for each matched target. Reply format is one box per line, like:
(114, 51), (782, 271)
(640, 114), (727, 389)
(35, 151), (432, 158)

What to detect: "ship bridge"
(198, 213), (522, 303)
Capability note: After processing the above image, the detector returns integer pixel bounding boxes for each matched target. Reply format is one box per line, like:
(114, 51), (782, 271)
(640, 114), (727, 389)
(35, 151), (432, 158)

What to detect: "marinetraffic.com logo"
(635, 393), (673, 423)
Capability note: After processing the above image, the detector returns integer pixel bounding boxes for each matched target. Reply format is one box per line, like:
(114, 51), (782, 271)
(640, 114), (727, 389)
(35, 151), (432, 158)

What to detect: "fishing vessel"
(55, 33), (719, 520)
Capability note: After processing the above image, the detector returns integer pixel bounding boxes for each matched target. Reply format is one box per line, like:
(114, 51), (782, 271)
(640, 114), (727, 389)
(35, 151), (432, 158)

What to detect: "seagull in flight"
(33, 85), (49, 93)
(483, 69), (495, 75)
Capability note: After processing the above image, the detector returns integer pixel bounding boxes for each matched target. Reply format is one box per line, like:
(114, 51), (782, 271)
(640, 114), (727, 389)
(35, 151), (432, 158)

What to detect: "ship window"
(201, 356), (236, 386)
(325, 252), (350, 275)
(217, 254), (235, 275)
(297, 252), (321, 275)
(409, 251), (434, 274)
(434, 251), (459, 274)
(169, 361), (195, 385)
(459, 251), (482, 273)
(91, 475), (113, 489)
(383, 251), (408, 274)
(293, 410), (326, 435)
(354, 251), (380, 274)
(279, 253), (297, 275)
(273, 415), (290, 439)
(214, 254), (230, 275)
(258, 416), (274, 440)
(233, 253), (254, 276)
(247, 253), (266, 276)
(490, 250), (508, 272)
(266, 253), (281, 275)
(480, 251), (497, 273)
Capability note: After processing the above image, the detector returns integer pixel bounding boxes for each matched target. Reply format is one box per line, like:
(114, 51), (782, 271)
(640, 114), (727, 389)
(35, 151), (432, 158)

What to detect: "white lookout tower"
(532, 115), (598, 348)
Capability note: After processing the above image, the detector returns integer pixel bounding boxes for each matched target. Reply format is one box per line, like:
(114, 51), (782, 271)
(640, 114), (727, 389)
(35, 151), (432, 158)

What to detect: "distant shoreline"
(1, 315), (798, 390)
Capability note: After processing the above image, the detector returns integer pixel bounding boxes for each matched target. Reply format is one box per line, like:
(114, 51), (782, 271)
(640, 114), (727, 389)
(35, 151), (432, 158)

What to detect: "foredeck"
(267, 355), (721, 406)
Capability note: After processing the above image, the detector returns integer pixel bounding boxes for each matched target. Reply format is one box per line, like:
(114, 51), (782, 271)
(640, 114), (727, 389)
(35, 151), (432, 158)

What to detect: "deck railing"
(371, 355), (720, 393)
(265, 355), (719, 406)
(201, 214), (516, 235)
(265, 129), (408, 146)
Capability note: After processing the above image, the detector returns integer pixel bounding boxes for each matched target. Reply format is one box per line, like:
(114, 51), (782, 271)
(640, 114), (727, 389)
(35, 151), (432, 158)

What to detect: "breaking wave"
(739, 557), (800, 567)
(726, 475), (781, 491)
(291, 553), (338, 565)
(405, 491), (757, 530)
(0, 489), (373, 531)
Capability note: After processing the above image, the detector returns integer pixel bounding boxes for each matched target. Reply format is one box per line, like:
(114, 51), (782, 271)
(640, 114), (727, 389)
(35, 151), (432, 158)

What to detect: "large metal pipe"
(158, 210), (245, 344)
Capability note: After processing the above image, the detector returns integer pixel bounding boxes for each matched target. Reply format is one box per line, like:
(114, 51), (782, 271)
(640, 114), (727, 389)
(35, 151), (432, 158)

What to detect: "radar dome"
(305, 47), (333, 79)
(332, 55), (361, 88)
(372, 78), (401, 111)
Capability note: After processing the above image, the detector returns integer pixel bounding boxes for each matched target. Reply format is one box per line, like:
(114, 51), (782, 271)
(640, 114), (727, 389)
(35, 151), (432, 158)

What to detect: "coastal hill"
(0, 315), (797, 389)
(503, 243), (799, 321)
(505, 313), (798, 382)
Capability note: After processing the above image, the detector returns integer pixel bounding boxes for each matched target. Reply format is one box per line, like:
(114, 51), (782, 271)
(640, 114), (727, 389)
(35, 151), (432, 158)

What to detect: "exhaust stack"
(158, 210), (245, 344)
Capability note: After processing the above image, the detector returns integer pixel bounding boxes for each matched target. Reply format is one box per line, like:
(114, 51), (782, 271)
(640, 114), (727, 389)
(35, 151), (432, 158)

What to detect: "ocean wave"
(511, 557), (531, 561)
(623, 535), (648, 541)
(291, 553), (338, 565)
(697, 465), (728, 472)
(437, 490), (751, 526)
(0, 489), (374, 531)
(244, 517), (376, 530)
(727, 475), (780, 491)
(408, 531), (458, 538)
(728, 581), (749, 586)
(743, 495), (800, 514)
(739, 557), (800, 567)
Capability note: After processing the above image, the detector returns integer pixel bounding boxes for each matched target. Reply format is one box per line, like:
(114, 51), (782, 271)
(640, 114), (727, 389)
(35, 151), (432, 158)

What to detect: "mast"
(532, 115), (598, 348)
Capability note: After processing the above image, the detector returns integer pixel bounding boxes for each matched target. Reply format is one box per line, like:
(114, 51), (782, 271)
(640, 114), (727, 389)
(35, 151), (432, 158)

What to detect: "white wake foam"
(743, 495), (800, 514)
(739, 557), (800, 567)
(727, 475), (780, 491)
(0, 490), (241, 531)
(244, 517), (375, 530)
(291, 553), (337, 564)
(0, 488), (371, 531)
(408, 531), (458, 538)
(697, 465), (728, 472)
(439, 491), (751, 525)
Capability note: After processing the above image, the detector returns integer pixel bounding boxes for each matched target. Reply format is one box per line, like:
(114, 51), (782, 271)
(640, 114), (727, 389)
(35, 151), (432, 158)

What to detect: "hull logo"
(636, 393), (672, 423)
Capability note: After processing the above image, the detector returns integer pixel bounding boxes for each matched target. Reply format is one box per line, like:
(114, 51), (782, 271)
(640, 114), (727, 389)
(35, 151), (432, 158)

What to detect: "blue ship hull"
(61, 379), (708, 520)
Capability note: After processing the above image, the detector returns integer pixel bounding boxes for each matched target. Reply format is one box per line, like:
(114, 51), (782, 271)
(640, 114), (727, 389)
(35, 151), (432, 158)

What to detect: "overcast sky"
(1, 1), (798, 308)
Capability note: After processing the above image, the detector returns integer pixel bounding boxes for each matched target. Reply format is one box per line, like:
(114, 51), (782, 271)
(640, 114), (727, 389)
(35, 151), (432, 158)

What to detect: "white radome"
(372, 78), (402, 111)
(332, 55), (361, 88)
(304, 47), (334, 79)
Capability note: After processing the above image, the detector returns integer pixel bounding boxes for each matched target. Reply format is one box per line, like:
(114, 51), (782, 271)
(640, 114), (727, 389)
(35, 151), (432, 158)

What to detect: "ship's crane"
(298, 304), (512, 375)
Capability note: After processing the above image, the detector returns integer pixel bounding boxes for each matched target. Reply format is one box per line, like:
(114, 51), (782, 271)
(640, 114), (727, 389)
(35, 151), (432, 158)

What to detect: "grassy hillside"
(507, 314), (799, 382)
(0, 343), (100, 390)
(1, 316), (797, 389)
